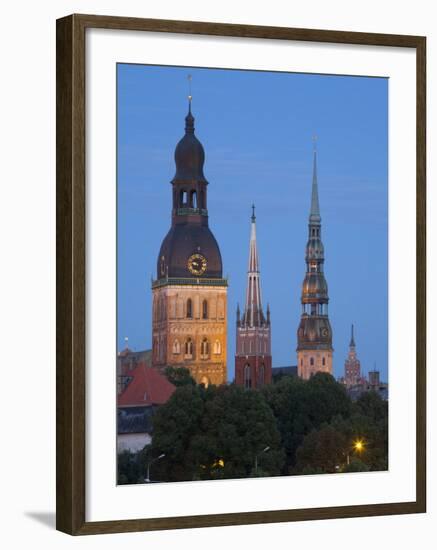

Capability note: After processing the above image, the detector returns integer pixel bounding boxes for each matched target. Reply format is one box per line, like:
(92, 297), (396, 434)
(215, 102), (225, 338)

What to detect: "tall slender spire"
(350, 324), (356, 348)
(310, 146), (321, 223)
(242, 205), (265, 327)
(235, 206), (272, 388)
(297, 141), (333, 380)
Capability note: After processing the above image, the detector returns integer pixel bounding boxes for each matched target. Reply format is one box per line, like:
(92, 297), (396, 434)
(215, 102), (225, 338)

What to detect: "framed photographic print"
(56, 14), (426, 535)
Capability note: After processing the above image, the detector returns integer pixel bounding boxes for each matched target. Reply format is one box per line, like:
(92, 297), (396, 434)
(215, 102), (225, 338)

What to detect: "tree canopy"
(118, 373), (388, 483)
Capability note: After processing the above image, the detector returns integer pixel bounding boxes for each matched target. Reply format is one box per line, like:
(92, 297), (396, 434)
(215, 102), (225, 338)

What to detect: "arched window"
(186, 298), (192, 318)
(213, 340), (221, 355)
(258, 364), (265, 386)
(310, 357), (314, 366)
(322, 357), (326, 366)
(190, 190), (197, 208)
(244, 364), (251, 389)
(172, 339), (180, 354)
(180, 189), (188, 205)
(202, 299), (208, 319)
(185, 338), (193, 357)
(201, 338), (209, 359)
(301, 358), (303, 367)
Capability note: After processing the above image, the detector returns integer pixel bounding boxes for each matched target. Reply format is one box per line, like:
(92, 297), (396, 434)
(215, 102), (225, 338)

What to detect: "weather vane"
(188, 74), (192, 104)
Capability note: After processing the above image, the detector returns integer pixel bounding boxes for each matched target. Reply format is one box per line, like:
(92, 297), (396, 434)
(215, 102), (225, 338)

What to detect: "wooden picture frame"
(56, 13), (426, 535)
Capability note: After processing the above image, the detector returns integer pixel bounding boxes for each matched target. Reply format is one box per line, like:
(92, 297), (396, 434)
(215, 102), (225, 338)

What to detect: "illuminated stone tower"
(297, 145), (333, 379)
(344, 324), (362, 387)
(235, 206), (272, 388)
(151, 97), (227, 386)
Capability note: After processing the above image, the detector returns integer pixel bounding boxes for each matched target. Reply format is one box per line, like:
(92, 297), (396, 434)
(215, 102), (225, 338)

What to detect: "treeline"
(118, 372), (388, 484)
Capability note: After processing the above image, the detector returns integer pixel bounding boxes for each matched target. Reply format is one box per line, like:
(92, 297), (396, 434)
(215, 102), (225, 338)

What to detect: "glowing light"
(354, 440), (364, 452)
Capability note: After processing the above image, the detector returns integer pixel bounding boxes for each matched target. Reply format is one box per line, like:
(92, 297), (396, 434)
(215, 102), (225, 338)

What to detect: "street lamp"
(145, 453), (165, 483)
(254, 446), (270, 476)
(346, 439), (365, 465)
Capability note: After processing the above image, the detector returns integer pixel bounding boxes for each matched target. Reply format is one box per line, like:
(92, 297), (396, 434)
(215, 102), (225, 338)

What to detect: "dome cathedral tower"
(297, 144), (334, 379)
(151, 96), (227, 386)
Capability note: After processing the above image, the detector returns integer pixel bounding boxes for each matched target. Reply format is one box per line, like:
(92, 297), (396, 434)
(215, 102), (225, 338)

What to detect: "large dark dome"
(157, 223), (222, 279)
(172, 108), (207, 184)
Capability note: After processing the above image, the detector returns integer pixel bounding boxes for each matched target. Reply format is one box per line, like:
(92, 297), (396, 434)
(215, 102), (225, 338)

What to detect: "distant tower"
(235, 206), (272, 388)
(151, 93), (227, 386)
(368, 368), (380, 388)
(297, 143), (333, 379)
(344, 324), (361, 387)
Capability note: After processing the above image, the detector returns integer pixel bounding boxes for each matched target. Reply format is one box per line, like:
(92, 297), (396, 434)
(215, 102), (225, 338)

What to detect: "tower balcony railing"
(176, 207), (208, 217)
(152, 276), (228, 289)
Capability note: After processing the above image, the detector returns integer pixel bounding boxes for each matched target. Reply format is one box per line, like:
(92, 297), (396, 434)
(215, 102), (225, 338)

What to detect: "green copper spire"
(310, 146), (321, 223)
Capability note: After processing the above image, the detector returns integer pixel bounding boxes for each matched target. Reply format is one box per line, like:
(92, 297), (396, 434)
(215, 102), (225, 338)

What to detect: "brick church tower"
(343, 324), (362, 387)
(297, 144), (333, 379)
(151, 98), (227, 386)
(235, 206), (272, 388)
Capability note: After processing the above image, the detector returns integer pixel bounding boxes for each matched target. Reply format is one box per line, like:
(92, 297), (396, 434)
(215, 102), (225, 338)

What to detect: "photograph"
(116, 64), (389, 485)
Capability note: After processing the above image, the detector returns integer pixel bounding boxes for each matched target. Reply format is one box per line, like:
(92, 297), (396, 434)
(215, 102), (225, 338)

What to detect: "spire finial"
(187, 74), (193, 113)
(251, 204), (256, 222)
(184, 74), (194, 133)
(312, 133), (318, 152)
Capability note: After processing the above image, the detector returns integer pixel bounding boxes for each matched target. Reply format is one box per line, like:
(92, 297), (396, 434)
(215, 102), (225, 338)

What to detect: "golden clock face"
(187, 253), (207, 276)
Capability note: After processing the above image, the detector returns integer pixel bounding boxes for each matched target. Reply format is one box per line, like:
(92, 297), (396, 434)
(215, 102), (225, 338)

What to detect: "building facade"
(151, 101), (227, 386)
(235, 207), (272, 388)
(297, 147), (333, 379)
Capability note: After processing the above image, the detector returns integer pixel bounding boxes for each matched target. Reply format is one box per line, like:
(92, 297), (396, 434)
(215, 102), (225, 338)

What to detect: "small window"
(322, 357), (326, 366)
(202, 299), (208, 319)
(244, 364), (251, 389)
(186, 298), (192, 318)
(201, 338), (209, 358)
(172, 339), (180, 354)
(185, 338), (193, 356)
(310, 357), (314, 366)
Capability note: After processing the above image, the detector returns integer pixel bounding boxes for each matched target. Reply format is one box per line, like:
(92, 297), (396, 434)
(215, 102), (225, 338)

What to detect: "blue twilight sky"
(117, 63), (388, 382)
